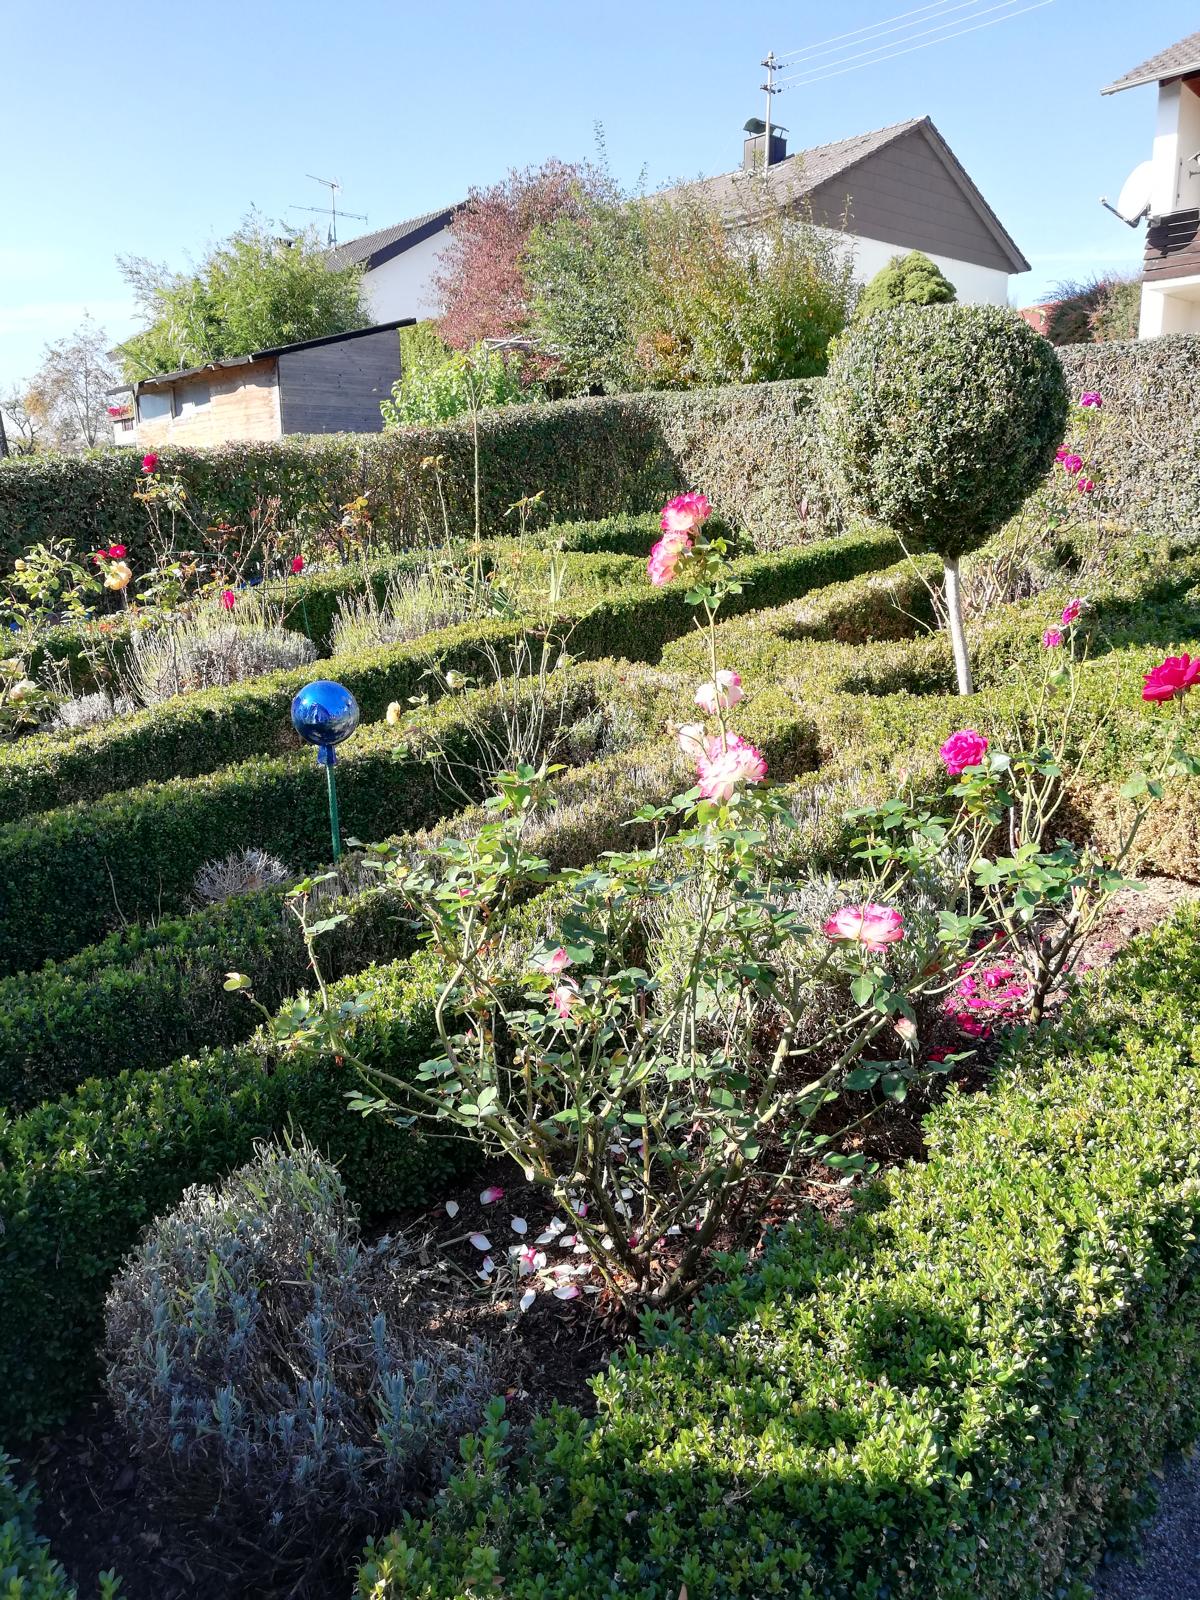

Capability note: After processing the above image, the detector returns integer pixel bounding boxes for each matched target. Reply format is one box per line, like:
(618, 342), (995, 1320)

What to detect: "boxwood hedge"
(356, 904), (1200, 1600)
(0, 531), (893, 825)
(0, 1458), (83, 1598)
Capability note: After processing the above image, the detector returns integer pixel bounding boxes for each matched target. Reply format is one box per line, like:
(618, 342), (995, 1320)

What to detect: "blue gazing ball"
(291, 680), (360, 765)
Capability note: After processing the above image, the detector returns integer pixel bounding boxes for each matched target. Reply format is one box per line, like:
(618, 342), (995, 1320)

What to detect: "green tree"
(855, 250), (957, 318)
(1044, 273), (1141, 345)
(818, 305), (1068, 695)
(116, 216), (366, 381)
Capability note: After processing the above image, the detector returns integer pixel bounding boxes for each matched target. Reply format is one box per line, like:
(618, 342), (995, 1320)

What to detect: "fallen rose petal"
(511, 1217), (528, 1235)
(444, 1200), (460, 1219)
(519, 1290), (536, 1312)
(553, 1284), (581, 1300)
(480, 1186), (505, 1205)
(469, 1233), (491, 1252)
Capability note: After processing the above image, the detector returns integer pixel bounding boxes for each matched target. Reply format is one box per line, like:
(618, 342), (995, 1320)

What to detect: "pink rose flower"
(1055, 447), (1069, 463)
(822, 903), (905, 953)
(939, 728), (989, 777)
(1142, 653), (1200, 703)
(1061, 598), (1084, 625)
(537, 947), (572, 975)
(220, 589), (236, 611)
(1081, 391), (1103, 408)
(695, 732), (767, 803)
(676, 722), (708, 761)
(550, 981), (578, 1020)
(291, 555), (305, 575)
(141, 452), (159, 474)
(107, 544), (127, 559)
(1075, 476), (1094, 495)
(647, 530), (692, 587)
(1060, 454), (1083, 475)
(695, 670), (743, 715)
(1042, 627), (1064, 649)
(659, 492), (712, 535)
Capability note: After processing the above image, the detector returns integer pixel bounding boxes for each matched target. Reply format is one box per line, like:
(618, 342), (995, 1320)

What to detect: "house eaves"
(1102, 31), (1200, 94)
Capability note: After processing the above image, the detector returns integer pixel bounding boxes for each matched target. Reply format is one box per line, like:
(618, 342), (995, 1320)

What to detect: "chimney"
(742, 118), (787, 172)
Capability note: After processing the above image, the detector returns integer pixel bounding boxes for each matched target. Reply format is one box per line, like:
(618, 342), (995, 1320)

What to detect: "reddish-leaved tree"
(434, 159), (610, 350)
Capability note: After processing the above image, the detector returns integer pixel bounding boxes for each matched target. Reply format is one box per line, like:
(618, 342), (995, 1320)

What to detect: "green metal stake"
(325, 761), (342, 862)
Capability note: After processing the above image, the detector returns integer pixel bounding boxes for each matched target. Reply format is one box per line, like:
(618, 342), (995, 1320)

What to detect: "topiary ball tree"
(854, 249), (957, 318)
(817, 303), (1068, 694)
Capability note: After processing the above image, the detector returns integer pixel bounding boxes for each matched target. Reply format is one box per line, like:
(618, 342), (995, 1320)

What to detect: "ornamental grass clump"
(104, 1139), (496, 1570)
(818, 303), (1069, 693)
(130, 614), (317, 705)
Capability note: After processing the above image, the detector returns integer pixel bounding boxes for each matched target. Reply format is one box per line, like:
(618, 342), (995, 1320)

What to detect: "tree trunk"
(944, 558), (973, 695)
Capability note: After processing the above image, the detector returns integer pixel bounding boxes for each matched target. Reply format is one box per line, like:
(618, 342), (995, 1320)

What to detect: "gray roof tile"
(326, 205), (461, 269)
(1102, 31), (1200, 94)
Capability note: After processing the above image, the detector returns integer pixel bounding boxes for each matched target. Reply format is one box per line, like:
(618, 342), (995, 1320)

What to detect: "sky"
(0, 0), (1193, 389)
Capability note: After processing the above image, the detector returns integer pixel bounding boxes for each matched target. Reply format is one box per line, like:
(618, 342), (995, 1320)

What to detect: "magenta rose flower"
(1042, 627), (1064, 648)
(695, 731), (767, 802)
(1075, 476), (1094, 495)
(1142, 653), (1200, 703)
(695, 670), (743, 715)
(1061, 598), (1084, 625)
(141, 452), (159, 475)
(939, 728), (989, 777)
(220, 588), (237, 611)
(1060, 453), (1083, 475)
(1081, 391), (1103, 408)
(660, 492), (712, 535)
(822, 903), (905, 953)
(647, 530), (692, 587)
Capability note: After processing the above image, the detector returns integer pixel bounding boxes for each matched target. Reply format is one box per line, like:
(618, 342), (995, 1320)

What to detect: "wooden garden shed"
(109, 319), (412, 447)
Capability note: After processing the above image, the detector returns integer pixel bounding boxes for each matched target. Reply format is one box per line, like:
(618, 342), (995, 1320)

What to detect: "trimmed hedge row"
(4, 334), (1197, 563)
(0, 530), (894, 824)
(356, 904), (1200, 1600)
(0, 662), (675, 976)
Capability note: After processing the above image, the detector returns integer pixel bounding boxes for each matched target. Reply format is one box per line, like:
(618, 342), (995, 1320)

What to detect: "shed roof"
(326, 205), (461, 271)
(113, 319), (414, 394)
(665, 115), (1029, 273)
(1102, 31), (1200, 94)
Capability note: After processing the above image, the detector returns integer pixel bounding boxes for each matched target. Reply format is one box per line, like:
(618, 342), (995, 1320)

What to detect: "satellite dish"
(1100, 160), (1155, 227)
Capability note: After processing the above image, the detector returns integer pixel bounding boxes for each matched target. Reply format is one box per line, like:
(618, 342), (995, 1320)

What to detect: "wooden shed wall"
(135, 359), (281, 447)
(276, 327), (401, 435)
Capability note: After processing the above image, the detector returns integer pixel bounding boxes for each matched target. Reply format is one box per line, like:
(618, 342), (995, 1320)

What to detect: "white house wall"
(360, 231), (449, 324)
(836, 230), (1012, 306)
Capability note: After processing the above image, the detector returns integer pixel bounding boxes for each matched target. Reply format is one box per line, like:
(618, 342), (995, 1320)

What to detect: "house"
(670, 116), (1029, 305)
(326, 205), (461, 324)
(108, 320), (411, 448)
(1102, 30), (1200, 337)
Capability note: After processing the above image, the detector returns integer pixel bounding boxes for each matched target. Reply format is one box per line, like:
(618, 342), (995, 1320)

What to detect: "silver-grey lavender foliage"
(104, 1140), (496, 1557)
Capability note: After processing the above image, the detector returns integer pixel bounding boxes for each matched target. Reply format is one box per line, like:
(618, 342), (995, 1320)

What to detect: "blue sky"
(0, 0), (1192, 386)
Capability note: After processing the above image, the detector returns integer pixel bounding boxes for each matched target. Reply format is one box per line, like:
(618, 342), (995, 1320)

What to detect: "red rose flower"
(1142, 654), (1200, 703)
(108, 544), (126, 559)
(220, 589), (237, 611)
(141, 452), (159, 475)
(291, 555), (305, 575)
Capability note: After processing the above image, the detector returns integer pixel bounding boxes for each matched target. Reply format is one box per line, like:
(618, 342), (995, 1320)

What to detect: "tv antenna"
(288, 175), (367, 246)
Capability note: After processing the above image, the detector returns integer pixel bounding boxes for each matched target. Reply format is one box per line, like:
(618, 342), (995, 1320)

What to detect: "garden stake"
(290, 680), (360, 866)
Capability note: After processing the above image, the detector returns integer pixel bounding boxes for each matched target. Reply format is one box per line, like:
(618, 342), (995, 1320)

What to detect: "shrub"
(357, 904), (1200, 1600)
(192, 845), (291, 903)
(105, 1139), (496, 1568)
(0, 945), (466, 1439)
(854, 249), (957, 317)
(129, 617), (318, 703)
(818, 304), (1069, 691)
(381, 340), (535, 428)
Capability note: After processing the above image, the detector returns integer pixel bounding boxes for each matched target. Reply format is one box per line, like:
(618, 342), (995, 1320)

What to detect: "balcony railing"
(1144, 208), (1200, 282)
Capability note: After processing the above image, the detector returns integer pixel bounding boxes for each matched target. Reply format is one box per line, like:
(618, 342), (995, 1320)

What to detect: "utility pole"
(761, 50), (781, 174)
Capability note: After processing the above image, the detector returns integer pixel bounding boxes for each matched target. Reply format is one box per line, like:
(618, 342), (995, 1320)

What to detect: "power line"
(778, 0), (981, 66)
(780, 0), (979, 62)
(777, 0), (1053, 88)
(779, 0), (1032, 84)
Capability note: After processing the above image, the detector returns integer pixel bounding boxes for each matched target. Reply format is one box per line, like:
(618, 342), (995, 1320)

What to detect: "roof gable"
(327, 206), (461, 271)
(1103, 31), (1200, 94)
(669, 116), (1027, 275)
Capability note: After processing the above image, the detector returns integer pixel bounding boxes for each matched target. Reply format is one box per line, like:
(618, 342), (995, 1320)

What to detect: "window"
(174, 381), (211, 417)
(136, 390), (171, 422)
